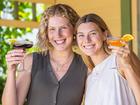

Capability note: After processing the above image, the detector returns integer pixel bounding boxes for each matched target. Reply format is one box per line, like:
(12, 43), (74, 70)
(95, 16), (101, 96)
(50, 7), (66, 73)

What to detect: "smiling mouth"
(55, 39), (66, 45)
(83, 44), (95, 49)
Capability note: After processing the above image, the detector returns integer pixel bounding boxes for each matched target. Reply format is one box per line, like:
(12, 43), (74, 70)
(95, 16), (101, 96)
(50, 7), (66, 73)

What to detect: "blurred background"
(0, 0), (140, 104)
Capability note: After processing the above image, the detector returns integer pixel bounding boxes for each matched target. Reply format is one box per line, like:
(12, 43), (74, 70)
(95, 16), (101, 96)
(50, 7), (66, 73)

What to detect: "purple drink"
(13, 40), (33, 49)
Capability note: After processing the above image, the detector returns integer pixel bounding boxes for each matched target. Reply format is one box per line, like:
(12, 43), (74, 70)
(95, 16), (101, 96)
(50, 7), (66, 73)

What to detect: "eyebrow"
(48, 22), (71, 28)
(76, 32), (83, 34)
(77, 29), (97, 34)
(88, 30), (97, 33)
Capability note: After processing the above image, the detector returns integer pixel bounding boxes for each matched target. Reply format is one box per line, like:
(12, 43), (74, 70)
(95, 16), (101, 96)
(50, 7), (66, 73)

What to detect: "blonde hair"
(75, 13), (112, 70)
(37, 4), (80, 53)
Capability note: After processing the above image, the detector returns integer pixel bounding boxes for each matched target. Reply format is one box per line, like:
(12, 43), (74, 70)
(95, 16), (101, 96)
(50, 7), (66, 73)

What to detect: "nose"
(55, 28), (62, 38)
(85, 35), (91, 43)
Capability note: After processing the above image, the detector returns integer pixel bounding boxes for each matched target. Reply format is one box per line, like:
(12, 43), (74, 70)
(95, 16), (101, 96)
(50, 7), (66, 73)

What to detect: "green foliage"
(0, 0), (5, 11)
(0, 27), (29, 102)
(18, 2), (32, 21)
(0, 1), (45, 104)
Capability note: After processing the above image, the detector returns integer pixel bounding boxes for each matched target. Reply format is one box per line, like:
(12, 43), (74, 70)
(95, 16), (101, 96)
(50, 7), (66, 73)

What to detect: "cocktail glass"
(8, 39), (33, 71)
(107, 36), (125, 47)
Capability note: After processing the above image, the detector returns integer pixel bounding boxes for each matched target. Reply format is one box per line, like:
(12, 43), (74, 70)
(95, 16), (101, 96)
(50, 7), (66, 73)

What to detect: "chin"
(55, 47), (65, 51)
(83, 50), (96, 56)
(55, 46), (69, 51)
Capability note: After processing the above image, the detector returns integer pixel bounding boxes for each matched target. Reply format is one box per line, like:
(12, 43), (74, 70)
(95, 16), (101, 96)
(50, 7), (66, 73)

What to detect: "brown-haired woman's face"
(48, 16), (74, 51)
(76, 22), (107, 56)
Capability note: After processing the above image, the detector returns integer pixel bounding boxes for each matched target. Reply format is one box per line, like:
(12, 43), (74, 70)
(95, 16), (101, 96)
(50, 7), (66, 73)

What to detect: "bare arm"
(130, 51), (140, 77)
(116, 52), (140, 105)
(2, 70), (18, 105)
(123, 65), (140, 105)
(110, 44), (140, 105)
(124, 51), (140, 105)
(16, 70), (31, 105)
(2, 49), (33, 105)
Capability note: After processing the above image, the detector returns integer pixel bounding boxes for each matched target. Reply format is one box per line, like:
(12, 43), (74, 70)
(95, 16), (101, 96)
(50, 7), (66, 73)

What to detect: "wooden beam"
(14, 0), (55, 4)
(0, 19), (40, 28)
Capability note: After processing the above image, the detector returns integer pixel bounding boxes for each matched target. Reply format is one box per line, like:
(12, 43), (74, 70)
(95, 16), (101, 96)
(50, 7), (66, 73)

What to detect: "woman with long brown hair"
(76, 13), (140, 105)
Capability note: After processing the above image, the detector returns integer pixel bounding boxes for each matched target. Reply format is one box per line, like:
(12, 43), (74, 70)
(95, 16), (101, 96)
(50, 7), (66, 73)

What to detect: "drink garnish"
(121, 34), (134, 42)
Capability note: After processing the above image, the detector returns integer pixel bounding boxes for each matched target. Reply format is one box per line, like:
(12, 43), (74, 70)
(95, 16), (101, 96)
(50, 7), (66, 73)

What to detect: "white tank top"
(85, 54), (137, 105)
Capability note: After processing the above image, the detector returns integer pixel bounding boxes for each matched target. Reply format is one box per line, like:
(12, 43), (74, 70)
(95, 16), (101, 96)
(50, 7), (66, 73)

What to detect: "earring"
(73, 35), (76, 40)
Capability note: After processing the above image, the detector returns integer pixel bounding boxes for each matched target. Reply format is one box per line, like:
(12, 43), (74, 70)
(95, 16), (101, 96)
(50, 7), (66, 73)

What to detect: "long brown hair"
(37, 4), (80, 53)
(76, 13), (111, 36)
(75, 13), (112, 70)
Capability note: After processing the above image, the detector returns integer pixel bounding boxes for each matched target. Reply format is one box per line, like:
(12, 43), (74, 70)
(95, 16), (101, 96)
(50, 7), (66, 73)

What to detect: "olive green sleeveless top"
(26, 52), (87, 105)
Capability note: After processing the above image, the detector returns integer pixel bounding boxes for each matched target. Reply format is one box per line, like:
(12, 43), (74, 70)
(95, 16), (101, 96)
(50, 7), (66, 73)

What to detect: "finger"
(111, 49), (123, 55)
(8, 61), (22, 66)
(6, 51), (25, 58)
(111, 49), (129, 58)
(118, 47), (130, 54)
(108, 46), (122, 51)
(6, 56), (24, 62)
(123, 43), (129, 49)
(109, 46), (130, 54)
(6, 53), (24, 60)
(8, 49), (24, 54)
(7, 49), (25, 57)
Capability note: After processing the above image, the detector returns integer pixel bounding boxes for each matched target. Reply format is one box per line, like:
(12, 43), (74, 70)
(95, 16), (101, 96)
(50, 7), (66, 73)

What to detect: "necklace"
(50, 53), (74, 71)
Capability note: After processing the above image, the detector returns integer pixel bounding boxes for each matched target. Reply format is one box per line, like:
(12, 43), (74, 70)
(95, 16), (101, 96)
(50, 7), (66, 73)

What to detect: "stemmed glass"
(107, 36), (125, 70)
(8, 39), (33, 72)
(107, 36), (125, 47)
(107, 35), (134, 70)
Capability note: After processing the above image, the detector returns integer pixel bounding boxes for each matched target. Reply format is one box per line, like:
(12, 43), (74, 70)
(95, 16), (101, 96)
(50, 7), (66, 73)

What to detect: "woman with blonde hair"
(2, 4), (88, 105)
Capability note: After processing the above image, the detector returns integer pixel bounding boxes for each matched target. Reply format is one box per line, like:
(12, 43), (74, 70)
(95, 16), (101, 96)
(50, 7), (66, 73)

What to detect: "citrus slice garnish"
(121, 34), (134, 42)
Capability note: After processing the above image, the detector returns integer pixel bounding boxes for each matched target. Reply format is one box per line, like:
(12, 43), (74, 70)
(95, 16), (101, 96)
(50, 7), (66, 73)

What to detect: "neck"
(49, 48), (74, 62)
(90, 50), (109, 66)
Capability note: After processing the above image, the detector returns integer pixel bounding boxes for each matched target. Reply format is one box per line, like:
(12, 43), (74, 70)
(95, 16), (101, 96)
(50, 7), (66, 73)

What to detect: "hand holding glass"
(8, 39), (33, 71)
(107, 34), (134, 69)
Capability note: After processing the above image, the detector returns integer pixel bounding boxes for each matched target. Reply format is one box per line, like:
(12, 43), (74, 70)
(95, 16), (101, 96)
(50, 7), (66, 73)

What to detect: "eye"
(61, 26), (68, 30)
(48, 27), (55, 31)
(77, 33), (84, 38)
(89, 32), (96, 37)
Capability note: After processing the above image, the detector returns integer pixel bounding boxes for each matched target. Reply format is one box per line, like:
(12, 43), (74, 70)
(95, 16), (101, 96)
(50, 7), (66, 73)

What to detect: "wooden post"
(32, 3), (37, 21)
(14, 1), (19, 20)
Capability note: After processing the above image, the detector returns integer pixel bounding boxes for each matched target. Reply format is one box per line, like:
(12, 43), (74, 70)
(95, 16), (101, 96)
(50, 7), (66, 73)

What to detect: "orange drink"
(107, 36), (125, 47)
(107, 39), (125, 47)
(107, 34), (134, 47)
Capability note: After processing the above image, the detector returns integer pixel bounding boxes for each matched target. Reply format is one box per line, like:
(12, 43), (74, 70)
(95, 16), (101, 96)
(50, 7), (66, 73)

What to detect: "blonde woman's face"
(48, 16), (74, 51)
(76, 22), (106, 56)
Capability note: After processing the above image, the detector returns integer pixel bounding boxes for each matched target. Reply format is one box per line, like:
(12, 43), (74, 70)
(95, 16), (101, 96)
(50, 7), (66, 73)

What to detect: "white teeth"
(84, 45), (94, 49)
(55, 40), (65, 44)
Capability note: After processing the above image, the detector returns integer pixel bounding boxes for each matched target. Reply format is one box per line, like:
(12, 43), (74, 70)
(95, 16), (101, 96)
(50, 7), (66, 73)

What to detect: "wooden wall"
(56, 0), (121, 36)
